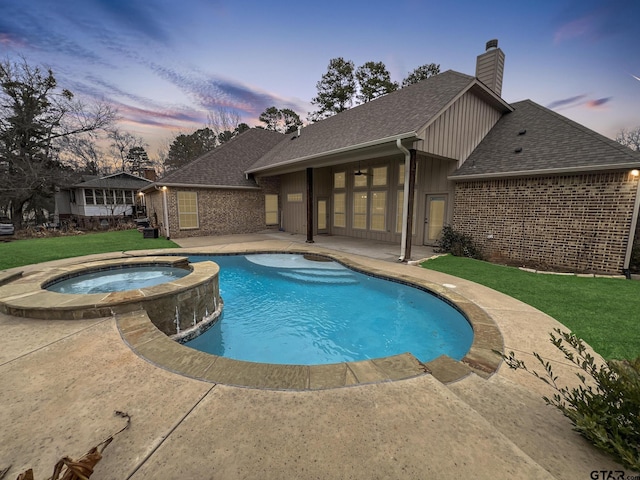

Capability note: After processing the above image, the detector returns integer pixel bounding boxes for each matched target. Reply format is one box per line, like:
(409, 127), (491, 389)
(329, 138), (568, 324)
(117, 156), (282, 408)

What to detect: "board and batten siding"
(420, 90), (502, 165)
(280, 171), (307, 234)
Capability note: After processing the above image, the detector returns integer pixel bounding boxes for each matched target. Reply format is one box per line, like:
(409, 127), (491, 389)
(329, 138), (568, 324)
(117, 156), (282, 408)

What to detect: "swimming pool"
(185, 254), (473, 365)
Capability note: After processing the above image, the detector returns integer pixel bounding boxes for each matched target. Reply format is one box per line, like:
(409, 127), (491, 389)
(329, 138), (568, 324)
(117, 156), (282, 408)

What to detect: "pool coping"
(116, 248), (503, 390)
(0, 246), (503, 390)
(0, 256), (220, 321)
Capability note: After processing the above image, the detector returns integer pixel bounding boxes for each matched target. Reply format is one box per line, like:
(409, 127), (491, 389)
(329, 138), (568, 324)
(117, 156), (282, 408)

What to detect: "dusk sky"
(1, 0), (639, 157)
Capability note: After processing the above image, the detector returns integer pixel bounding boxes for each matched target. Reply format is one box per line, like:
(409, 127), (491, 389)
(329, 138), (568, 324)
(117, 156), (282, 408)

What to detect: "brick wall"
(453, 171), (639, 274)
(146, 176), (281, 239)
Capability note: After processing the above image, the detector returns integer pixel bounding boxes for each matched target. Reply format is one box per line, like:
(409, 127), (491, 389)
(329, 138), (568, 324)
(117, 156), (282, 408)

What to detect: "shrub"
(501, 329), (640, 471)
(630, 234), (640, 274)
(435, 225), (483, 260)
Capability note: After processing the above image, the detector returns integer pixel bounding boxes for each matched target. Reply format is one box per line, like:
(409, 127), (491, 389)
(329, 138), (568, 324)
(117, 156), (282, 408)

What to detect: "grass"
(0, 229), (178, 271)
(422, 255), (640, 360)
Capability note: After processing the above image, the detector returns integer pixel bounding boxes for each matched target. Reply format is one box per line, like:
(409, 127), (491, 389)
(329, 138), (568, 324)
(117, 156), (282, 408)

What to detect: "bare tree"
(616, 127), (640, 152)
(107, 128), (145, 172)
(207, 106), (241, 145)
(0, 57), (115, 229)
(57, 133), (104, 174)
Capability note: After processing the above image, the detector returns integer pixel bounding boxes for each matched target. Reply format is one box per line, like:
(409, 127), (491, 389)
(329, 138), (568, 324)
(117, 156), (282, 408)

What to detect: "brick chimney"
(475, 39), (505, 97)
(143, 168), (157, 182)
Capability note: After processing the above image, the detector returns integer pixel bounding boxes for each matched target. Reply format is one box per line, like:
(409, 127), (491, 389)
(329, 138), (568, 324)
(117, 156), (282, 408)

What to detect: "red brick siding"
(453, 172), (638, 274)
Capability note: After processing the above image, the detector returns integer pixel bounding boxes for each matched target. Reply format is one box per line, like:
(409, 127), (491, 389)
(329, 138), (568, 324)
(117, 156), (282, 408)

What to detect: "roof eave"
(140, 182), (260, 192)
(449, 162), (640, 181)
(246, 131), (418, 175)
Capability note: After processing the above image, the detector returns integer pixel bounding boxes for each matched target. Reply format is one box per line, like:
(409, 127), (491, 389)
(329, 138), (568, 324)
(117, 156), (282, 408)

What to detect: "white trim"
(449, 162), (640, 181)
(140, 183), (260, 193)
(246, 132), (418, 174)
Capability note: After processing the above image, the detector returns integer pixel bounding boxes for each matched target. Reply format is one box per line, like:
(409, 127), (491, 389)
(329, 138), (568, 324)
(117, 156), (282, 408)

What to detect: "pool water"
(47, 266), (190, 294)
(186, 254), (473, 365)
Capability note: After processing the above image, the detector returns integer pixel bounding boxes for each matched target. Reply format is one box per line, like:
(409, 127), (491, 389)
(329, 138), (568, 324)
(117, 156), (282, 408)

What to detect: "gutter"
(141, 182), (259, 193)
(623, 173), (640, 276)
(396, 139), (411, 262)
(449, 162), (640, 181)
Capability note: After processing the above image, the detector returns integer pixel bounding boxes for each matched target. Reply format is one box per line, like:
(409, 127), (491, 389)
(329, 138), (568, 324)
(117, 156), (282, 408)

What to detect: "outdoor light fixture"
(631, 169), (639, 177)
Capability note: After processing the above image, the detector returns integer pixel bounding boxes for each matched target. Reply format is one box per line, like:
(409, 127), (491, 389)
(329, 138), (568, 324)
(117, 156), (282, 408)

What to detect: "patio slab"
(0, 233), (633, 479)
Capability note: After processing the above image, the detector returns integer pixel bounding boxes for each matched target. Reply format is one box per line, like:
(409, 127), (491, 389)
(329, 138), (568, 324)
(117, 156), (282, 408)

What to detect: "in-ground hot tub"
(0, 256), (222, 340)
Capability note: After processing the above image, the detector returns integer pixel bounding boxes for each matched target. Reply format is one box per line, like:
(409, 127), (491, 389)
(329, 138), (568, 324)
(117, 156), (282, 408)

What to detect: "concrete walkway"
(0, 233), (631, 479)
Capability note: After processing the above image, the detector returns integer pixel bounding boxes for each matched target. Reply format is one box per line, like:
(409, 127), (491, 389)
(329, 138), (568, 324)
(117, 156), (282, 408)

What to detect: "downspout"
(623, 171), (640, 277)
(397, 139), (411, 261)
(156, 185), (170, 240)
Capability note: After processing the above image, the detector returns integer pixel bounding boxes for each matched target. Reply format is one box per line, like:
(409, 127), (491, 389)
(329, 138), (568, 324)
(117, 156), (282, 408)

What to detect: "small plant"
(501, 329), (640, 471)
(435, 225), (483, 260)
(630, 234), (640, 274)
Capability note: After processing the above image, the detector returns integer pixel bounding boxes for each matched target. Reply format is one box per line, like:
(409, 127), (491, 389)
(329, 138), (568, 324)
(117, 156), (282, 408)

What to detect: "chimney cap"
(486, 39), (499, 51)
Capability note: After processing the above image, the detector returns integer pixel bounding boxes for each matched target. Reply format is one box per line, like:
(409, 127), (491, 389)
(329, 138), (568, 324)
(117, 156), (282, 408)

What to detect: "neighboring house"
(142, 40), (640, 275)
(55, 172), (153, 224)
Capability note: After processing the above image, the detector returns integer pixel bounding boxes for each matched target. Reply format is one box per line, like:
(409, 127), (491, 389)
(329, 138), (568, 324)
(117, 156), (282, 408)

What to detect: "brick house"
(142, 41), (640, 275)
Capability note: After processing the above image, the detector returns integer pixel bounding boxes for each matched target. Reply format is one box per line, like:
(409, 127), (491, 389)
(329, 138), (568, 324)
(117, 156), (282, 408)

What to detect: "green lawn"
(422, 255), (640, 360)
(0, 229), (178, 271)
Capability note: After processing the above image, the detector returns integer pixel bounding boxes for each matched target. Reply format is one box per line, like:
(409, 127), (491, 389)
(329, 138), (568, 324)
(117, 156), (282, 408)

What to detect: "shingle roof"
(452, 99), (640, 178)
(156, 128), (285, 187)
(74, 172), (152, 189)
(247, 70), (481, 173)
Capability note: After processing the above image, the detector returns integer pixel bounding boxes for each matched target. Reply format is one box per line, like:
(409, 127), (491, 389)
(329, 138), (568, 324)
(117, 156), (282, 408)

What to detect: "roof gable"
(247, 71), (484, 173)
(73, 172), (152, 189)
(155, 128), (285, 188)
(452, 100), (640, 178)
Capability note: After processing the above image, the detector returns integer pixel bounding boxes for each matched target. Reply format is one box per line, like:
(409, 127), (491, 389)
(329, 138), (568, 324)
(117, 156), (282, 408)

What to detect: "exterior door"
(423, 194), (447, 245)
(317, 198), (329, 234)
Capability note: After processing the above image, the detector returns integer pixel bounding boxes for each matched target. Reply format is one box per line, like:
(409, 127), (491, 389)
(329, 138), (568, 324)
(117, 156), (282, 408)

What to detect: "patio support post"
(397, 139), (416, 261)
(404, 149), (417, 261)
(306, 167), (314, 243)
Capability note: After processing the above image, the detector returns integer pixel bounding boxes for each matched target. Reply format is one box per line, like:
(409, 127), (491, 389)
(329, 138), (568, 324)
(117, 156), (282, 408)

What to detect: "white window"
(84, 189), (95, 205)
(178, 191), (199, 229)
(265, 194), (279, 225)
(370, 191), (386, 231)
(354, 169), (367, 188)
(372, 166), (387, 186)
(333, 192), (346, 228)
(287, 193), (303, 202)
(353, 193), (367, 229)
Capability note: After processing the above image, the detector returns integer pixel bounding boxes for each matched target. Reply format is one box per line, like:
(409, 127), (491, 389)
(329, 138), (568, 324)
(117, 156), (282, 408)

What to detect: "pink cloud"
(585, 97), (612, 109)
(554, 15), (596, 43)
(0, 32), (26, 48)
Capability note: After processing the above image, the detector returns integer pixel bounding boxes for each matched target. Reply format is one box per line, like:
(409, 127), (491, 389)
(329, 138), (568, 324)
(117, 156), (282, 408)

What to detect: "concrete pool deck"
(0, 233), (632, 479)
